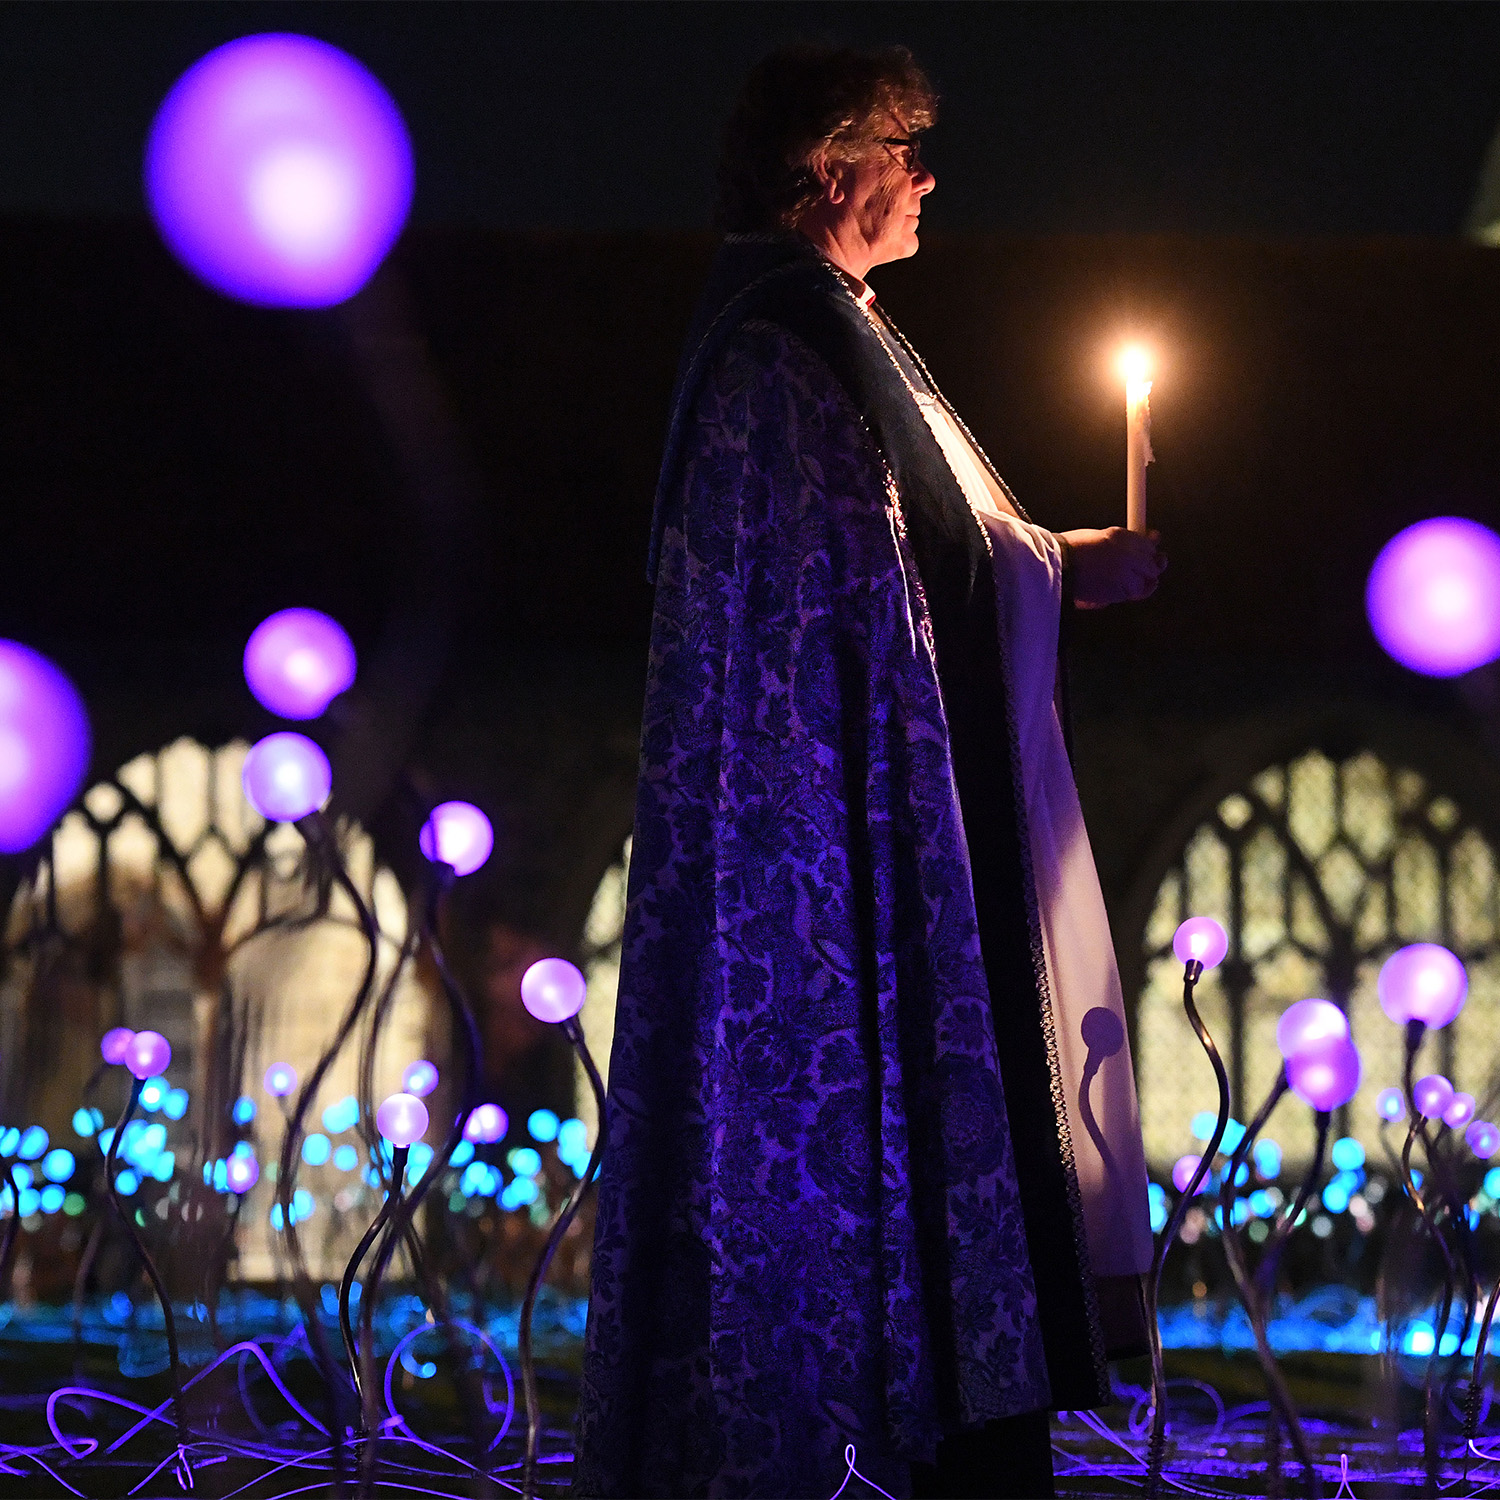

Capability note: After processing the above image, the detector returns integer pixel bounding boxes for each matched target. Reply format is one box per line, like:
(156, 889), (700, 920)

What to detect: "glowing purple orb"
(1376, 1086), (1407, 1123)
(1171, 1154), (1205, 1194)
(243, 608), (356, 720)
(1467, 1120), (1500, 1159)
(125, 1030), (171, 1082)
(401, 1060), (438, 1098)
(1378, 944), (1468, 1029)
(145, 34), (414, 308)
(463, 1102), (508, 1144)
(242, 732), (331, 822)
(1444, 1091), (1477, 1129)
(1286, 1037), (1362, 1112)
(225, 1154), (260, 1194)
(100, 1028), (135, 1066)
(1412, 1073), (1455, 1120)
(264, 1062), (297, 1098)
(0, 640), (91, 854)
(1172, 916), (1228, 970)
(520, 958), (587, 1023)
(376, 1091), (428, 1148)
(1366, 517), (1500, 677)
(1275, 999), (1349, 1062)
(418, 800), (494, 877)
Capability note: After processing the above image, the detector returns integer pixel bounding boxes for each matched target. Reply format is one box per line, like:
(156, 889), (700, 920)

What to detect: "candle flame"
(1118, 344), (1151, 384)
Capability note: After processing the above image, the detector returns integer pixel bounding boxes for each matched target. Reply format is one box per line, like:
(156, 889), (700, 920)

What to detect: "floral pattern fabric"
(572, 320), (1049, 1499)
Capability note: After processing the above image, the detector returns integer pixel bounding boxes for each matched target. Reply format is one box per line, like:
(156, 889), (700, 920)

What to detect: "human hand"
(1059, 527), (1166, 608)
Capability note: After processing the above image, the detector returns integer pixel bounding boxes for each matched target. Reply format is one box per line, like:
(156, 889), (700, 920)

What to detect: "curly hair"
(715, 43), (937, 234)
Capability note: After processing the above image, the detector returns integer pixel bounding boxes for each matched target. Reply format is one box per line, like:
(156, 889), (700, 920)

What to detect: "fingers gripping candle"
(1120, 345), (1154, 534)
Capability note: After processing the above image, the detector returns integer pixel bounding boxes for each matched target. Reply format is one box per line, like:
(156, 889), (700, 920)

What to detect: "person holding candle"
(576, 43), (1163, 1500)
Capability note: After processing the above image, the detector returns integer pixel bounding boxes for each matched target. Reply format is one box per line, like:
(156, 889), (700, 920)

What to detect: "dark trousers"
(908, 1408), (1055, 1499)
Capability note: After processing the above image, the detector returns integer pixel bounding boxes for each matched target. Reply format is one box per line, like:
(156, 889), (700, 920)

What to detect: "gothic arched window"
(1135, 748), (1500, 1171)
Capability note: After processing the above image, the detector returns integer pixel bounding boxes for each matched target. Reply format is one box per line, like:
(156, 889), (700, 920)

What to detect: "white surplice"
(916, 395), (1154, 1279)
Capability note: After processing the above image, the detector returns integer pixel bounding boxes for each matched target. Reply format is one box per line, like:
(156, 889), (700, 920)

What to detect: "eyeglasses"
(878, 135), (923, 174)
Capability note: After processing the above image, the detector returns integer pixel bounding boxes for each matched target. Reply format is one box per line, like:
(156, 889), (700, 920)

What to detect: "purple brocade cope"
(572, 322), (1050, 1499)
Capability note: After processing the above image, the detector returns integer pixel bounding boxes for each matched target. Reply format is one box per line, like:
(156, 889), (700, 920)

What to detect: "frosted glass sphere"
(1171, 1154), (1204, 1194)
(1444, 1092), (1477, 1129)
(243, 608), (356, 719)
(146, 34), (414, 307)
(1287, 1038), (1362, 1112)
(225, 1154), (260, 1194)
(242, 732), (331, 822)
(1172, 917), (1228, 970)
(401, 1060), (438, 1098)
(418, 801), (494, 876)
(1466, 1121), (1500, 1159)
(376, 1091), (428, 1148)
(520, 958), (587, 1023)
(1376, 1087), (1406, 1123)
(0, 640), (91, 854)
(1378, 944), (1468, 1029)
(264, 1062), (297, 1098)
(1412, 1074), (1455, 1119)
(463, 1102), (508, 1144)
(1366, 517), (1500, 677)
(125, 1030), (171, 1082)
(1275, 999), (1349, 1062)
(100, 1028), (135, 1065)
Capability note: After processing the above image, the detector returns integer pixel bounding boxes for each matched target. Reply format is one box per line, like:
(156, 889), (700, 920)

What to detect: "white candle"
(1120, 346), (1154, 534)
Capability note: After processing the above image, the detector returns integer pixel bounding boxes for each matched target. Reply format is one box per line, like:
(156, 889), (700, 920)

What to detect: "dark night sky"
(3, 1), (1500, 236)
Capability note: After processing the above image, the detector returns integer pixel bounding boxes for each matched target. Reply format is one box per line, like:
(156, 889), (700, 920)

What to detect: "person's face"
(830, 116), (935, 270)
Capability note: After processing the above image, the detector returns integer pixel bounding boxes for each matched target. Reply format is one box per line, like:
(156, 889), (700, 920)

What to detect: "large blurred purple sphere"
(376, 1092), (428, 1148)
(1444, 1091), (1477, 1129)
(401, 1059), (439, 1098)
(0, 640), (91, 854)
(225, 1154), (260, 1193)
(125, 1030), (172, 1082)
(145, 34), (413, 307)
(242, 732), (331, 822)
(1171, 1154), (1204, 1194)
(100, 1027), (135, 1066)
(1172, 916), (1228, 970)
(1378, 943), (1467, 1029)
(1366, 517), (1500, 677)
(264, 1062), (297, 1098)
(1376, 1086), (1406, 1122)
(243, 608), (356, 719)
(1287, 1037), (1362, 1111)
(419, 801), (494, 877)
(1275, 999), (1348, 1062)
(520, 958), (587, 1023)
(1467, 1120), (1500, 1159)
(463, 1102), (508, 1143)
(1412, 1073), (1455, 1119)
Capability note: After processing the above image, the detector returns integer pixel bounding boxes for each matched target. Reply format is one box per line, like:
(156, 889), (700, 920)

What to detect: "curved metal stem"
(1254, 1110), (1331, 1311)
(1146, 960), (1228, 1497)
(340, 1146), (407, 1431)
(0, 1161), (22, 1298)
(519, 1017), (607, 1500)
(105, 1078), (186, 1450)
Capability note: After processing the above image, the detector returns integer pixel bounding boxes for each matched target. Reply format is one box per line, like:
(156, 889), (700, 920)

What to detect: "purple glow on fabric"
(401, 1060), (438, 1098)
(376, 1092), (428, 1147)
(225, 1154), (260, 1193)
(243, 608), (356, 719)
(100, 1028), (135, 1066)
(1376, 1086), (1406, 1122)
(1467, 1120), (1500, 1159)
(242, 732), (330, 821)
(264, 1062), (297, 1098)
(125, 1031), (171, 1082)
(0, 640), (91, 854)
(419, 801), (494, 876)
(464, 1102), (508, 1143)
(1172, 916), (1228, 970)
(145, 34), (414, 308)
(1171, 1154), (1203, 1193)
(521, 957), (587, 1022)
(1275, 999), (1348, 1062)
(1287, 1038), (1361, 1111)
(1412, 1073), (1455, 1119)
(1444, 1091), (1477, 1129)
(1366, 517), (1500, 677)
(1378, 943), (1467, 1029)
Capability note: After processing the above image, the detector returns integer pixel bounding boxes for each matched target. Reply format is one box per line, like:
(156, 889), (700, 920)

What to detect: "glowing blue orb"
(419, 801), (494, 876)
(557, 1118), (588, 1156)
(232, 1096), (257, 1125)
(333, 1144), (359, 1172)
(242, 732), (331, 822)
(301, 1133), (331, 1166)
(17, 1126), (48, 1161)
(520, 957), (587, 1023)
(0, 640), (91, 854)
(1253, 1139), (1282, 1179)
(527, 1109), (560, 1143)
(1366, 517), (1500, 677)
(145, 34), (414, 308)
(1172, 916), (1228, 970)
(1189, 1110), (1218, 1142)
(321, 1095), (360, 1133)
(1330, 1137), (1366, 1172)
(42, 1149), (75, 1183)
(243, 608), (357, 719)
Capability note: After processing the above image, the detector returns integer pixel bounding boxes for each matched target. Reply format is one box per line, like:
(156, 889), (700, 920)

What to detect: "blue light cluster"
(72, 1108), (104, 1138)
(103, 1120), (174, 1183)
(556, 1117), (592, 1176)
(321, 1095), (359, 1134)
(269, 1188), (316, 1228)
